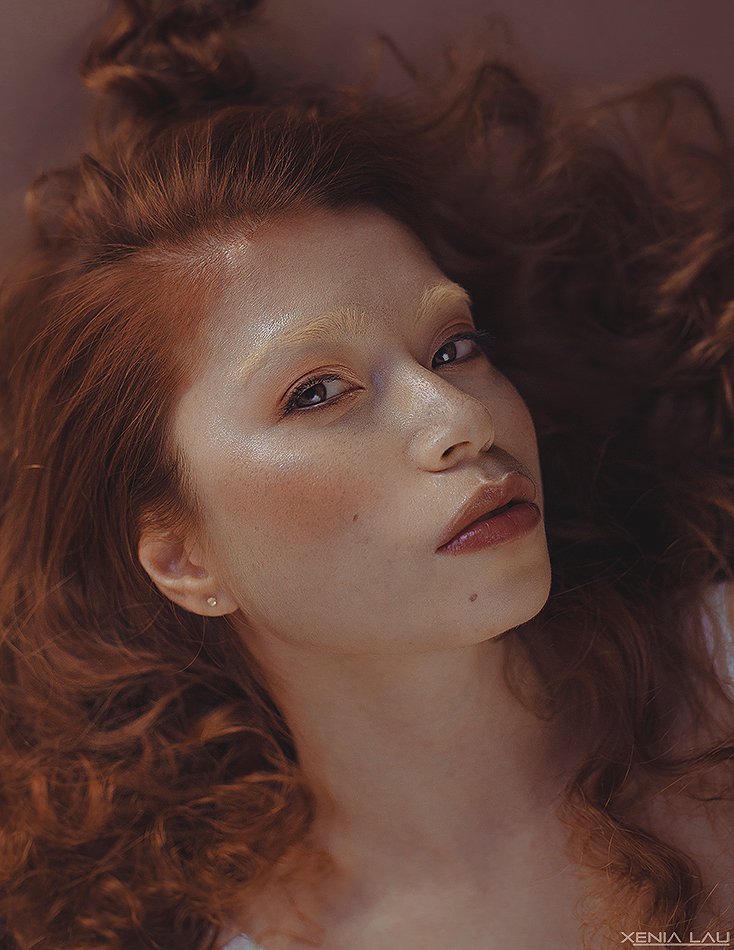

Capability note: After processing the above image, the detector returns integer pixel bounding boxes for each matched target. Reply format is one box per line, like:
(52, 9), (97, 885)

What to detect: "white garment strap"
(702, 580), (734, 696)
(221, 936), (261, 950)
(717, 580), (734, 686)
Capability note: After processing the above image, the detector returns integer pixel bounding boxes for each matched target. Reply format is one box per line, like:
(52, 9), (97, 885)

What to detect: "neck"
(245, 628), (580, 897)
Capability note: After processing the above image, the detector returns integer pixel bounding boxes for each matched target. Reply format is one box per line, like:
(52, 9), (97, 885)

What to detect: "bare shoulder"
(723, 578), (734, 649)
(636, 580), (734, 925)
(698, 578), (734, 732)
(636, 776), (734, 926)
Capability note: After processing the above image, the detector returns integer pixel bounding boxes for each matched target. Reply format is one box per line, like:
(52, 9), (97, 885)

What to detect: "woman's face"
(170, 206), (550, 655)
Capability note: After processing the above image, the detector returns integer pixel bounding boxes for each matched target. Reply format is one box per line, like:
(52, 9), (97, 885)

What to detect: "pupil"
(437, 342), (456, 365)
(301, 382), (326, 406)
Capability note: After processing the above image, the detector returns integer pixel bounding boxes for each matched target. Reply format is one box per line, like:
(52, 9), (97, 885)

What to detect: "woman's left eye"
(281, 329), (493, 417)
(431, 330), (490, 369)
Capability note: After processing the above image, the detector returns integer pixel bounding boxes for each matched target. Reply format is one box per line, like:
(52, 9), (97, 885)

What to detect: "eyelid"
(434, 327), (494, 358)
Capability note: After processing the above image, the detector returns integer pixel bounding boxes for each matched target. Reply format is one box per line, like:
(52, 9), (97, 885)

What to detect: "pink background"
(1, 1), (733, 252)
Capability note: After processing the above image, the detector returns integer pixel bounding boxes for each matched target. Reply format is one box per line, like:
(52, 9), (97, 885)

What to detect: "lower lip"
(437, 502), (542, 556)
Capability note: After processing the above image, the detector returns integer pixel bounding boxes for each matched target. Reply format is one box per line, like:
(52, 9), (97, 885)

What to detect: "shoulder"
(700, 577), (733, 636)
(698, 579), (734, 719)
(637, 579), (734, 922)
(722, 579), (734, 683)
(635, 775), (734, 927)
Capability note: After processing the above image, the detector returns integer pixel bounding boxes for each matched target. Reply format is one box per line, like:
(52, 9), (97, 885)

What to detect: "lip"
(435, 473), (539, 552)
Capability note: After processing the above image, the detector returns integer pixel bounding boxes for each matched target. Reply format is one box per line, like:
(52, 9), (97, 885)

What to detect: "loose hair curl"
(1, 2), (734, 948)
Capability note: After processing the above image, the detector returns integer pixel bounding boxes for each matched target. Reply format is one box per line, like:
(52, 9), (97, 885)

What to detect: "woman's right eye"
(282, 373), (352, 415)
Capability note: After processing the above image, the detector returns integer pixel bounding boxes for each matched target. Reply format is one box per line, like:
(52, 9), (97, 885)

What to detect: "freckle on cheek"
(469, 593), (478, 602)
(352, 513), (359, 522)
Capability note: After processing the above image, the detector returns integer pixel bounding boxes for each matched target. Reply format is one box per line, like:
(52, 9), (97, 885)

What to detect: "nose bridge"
(389, 358), (496, 467)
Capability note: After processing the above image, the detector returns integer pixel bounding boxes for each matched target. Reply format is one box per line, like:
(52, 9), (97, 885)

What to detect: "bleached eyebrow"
(412, 283), (472, 329)
(236, 281), (473, 382)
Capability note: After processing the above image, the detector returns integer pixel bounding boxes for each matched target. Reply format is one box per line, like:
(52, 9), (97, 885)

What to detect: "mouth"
(480, 501), (514, 518)
(447, 499), (519, 537)
(436, 473), (537, 552)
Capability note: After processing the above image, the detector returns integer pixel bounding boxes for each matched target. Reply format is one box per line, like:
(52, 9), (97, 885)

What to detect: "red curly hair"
(1, 1), (734, 947)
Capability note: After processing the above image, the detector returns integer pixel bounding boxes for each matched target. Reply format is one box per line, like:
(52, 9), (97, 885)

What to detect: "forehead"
(211, 206), (443, 342)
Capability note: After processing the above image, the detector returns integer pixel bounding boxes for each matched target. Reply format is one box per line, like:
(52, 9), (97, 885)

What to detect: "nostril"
(441, 440), (473, 460)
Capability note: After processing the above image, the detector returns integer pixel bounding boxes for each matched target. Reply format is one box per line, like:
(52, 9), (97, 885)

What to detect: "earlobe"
(137, 529), (237, 617)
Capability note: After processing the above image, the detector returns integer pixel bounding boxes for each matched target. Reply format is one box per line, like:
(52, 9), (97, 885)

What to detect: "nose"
(403, 370), (496, 472)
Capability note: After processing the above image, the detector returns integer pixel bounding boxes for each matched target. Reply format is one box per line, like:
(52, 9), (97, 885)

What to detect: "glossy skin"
(159, 206), (549, 644)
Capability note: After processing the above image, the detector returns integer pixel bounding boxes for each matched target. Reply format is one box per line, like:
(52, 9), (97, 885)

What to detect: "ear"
(138, 527), (238, 617)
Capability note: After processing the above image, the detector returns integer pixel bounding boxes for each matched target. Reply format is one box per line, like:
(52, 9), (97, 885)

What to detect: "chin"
(477, 558), (552, 642)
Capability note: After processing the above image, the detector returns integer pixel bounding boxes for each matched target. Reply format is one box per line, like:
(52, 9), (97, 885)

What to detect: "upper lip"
(436, 472), (537, 551)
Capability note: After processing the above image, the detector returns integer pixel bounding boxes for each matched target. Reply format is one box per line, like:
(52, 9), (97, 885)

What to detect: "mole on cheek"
(352, 513), (359, 522)
(469, 593), (478, 602)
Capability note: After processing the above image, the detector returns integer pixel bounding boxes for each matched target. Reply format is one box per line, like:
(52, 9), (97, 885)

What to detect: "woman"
(1, 1), (733, 948)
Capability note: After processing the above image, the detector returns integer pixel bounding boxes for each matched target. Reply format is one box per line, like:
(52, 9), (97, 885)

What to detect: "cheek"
(198, 438), (377, 587)
(507, 387), (544, 504)
(196, 435), (415, 648)
(482, 372), (538, 450)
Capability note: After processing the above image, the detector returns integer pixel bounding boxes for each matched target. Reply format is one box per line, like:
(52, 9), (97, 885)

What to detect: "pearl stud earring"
(207, 596), (218, 608)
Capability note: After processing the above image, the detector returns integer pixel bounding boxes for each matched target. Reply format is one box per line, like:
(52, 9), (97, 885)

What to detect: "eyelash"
(281, 328), (495, 417)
